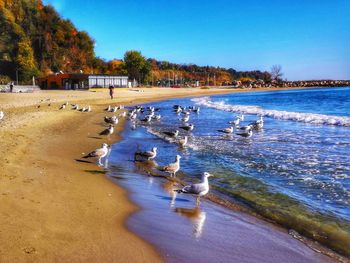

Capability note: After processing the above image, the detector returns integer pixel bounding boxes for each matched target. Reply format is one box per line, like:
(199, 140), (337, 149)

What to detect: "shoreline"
(0, 87), (347, 262)
(0, 87), (255, 262)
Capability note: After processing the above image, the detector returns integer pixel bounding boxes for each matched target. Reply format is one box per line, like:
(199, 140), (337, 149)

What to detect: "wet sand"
(107, 118), (336, 263)
(0, 87), (344, 262)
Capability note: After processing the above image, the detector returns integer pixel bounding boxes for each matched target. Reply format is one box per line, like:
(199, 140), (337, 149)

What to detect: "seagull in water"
(229, 116), (240, 126)
(175, 172), (213, 206)
(158, 155), (181, 176)
(217, 126), (234, 134)
(99, 124), (114, 136)
(181, 115), (190, 122)
(178, 136), (188, 147)
(179, 123), (194, 131)
(236, 127), (253, 138)
(163, 130), (179, 138)
(0, 111), (4, 120)
(134, 147), (157, 160)
(250, 116), (264, 129)
(83, 143), (109, 166)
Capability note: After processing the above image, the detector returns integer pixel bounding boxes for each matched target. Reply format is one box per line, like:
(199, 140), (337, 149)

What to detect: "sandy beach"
(0, 87), (247, 262)
(0, 87), (344, 262)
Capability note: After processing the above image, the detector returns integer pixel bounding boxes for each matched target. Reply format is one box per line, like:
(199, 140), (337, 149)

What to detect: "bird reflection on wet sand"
(175, 207), (207, 239)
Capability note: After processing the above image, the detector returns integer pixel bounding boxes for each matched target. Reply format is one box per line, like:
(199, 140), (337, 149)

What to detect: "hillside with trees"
(0, 0), (271, 85)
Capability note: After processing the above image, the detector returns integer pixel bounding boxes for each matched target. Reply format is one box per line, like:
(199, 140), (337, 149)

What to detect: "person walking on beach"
(109, 85), (115, 100)
(9, 83), (13, 93)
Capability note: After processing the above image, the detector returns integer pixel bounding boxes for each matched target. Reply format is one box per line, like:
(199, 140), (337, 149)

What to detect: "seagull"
(217, 126), (234, 134)
(83, 143), (109, 166)
(59, 104), (66, 110)
(250, 116), (264, 129)
(72, 104), (79, 110)
(85, 105), (91, 112)
(238, 124), (253, 132)
(193, 107), (200, 113)
(129, 113), (137, 120)
(175, 172), (213, 206)
(163, 130), (179, 138)
(140, 115), (152, 122)
(181, 115), (190, 122)
(134, 147), (157, 160)
(179, 124), (194, 131)
(105, 105), (111, 112)
(119, 112), (127, 118)
(99, 124), (114, 136)
(229, 117), (240, 126)
(178, 136), (188, 147)
(0, 111), (4, 120)
(152, 114), (161, 120)
(158, 155), (181, 176)
(104, 116), (118, 125)
(236, 128), (253, 138)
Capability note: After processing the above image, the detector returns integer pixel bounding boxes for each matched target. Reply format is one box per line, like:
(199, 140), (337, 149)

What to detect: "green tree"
(124, 50), (151, 84)
(15, 38), (39, 82)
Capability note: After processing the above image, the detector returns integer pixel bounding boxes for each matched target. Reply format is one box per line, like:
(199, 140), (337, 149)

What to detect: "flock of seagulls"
(59, 101), (92, 112)
(123, 103), (266, 205)
(124, 103), (219, 206)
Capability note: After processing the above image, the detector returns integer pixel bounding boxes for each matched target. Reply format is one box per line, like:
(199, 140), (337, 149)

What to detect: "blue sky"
(43, 0), (349, 80)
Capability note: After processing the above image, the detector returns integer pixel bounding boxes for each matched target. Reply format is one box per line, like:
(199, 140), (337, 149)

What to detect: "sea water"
(109, 87), (350, 256)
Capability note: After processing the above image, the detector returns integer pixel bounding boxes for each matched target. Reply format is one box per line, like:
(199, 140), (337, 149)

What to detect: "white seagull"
(99, 124), (114, 136)
(83, 143), (109, 166)
(135, 147), (157, 160)
(0, 111), (4, 120)
(179, 124), (194, 131)
(158, 155), (181, 176)
(175, 172), (213, 206)
(163, 130), (179, 138)
(104, 116), (118, 125)
(181, 115), (190, 122)
(236, 127), (253, 138)
(217, 126), (234, 134)
(178, 136), (188, 147)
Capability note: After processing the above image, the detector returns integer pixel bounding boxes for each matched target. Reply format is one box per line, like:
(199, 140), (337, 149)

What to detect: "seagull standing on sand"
(175, 172), (213, 206)
(72, 104), (79, 110)
(59, 104), (66, 110)
(104, 116), (118, 125)
(83, 143), (109, 166)
(134, 147), (157, 160)
(217, 126), (234, 134)
(0, 111), (4, 120)
(105, 105), (111, 112)
(99, 124), (114, 136)
(158, 155), (181, 176)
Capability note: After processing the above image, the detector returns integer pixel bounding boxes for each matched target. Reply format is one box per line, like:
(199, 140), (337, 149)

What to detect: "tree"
(270, 65), (283, 81)
(124, 50), (151, 84)
(15, 38), (39, 82)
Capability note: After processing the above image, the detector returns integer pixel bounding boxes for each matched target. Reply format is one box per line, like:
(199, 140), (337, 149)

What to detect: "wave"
(192, 97), (350, 127)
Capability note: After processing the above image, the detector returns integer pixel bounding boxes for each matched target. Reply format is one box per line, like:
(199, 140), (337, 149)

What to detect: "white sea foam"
(192, 97), (350, 127)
